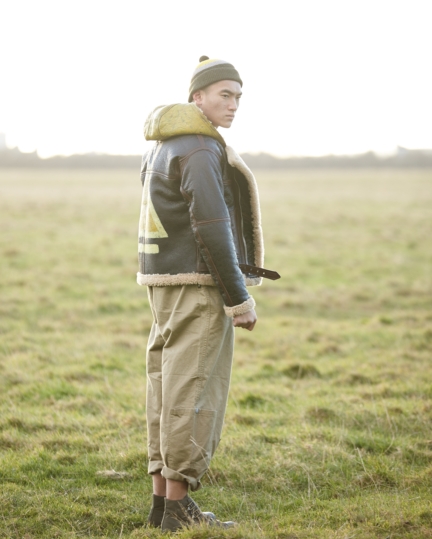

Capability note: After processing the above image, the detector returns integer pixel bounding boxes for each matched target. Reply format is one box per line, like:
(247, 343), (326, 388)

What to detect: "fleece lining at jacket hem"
(223, 296), (256, 318)
(137, 272), (262, 287)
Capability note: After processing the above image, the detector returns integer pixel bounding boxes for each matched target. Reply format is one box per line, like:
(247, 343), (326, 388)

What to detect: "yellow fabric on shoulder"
(144, 103), (225, 147)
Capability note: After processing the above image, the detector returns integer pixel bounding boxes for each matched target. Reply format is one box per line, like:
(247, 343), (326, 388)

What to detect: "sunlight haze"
(1, 0), (431, 157)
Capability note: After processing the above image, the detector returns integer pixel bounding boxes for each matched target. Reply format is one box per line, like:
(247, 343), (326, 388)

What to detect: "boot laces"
(186, 498), (204, 521)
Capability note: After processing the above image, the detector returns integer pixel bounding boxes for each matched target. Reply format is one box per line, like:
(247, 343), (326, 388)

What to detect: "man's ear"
(192, 90), (203, 106)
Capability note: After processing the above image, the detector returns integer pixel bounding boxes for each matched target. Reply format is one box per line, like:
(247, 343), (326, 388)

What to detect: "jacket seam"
(180, 186), (192, 203)
(197, 134), (206, 148)
(196, 218), (230, 225)
(179, 147), (221, 169)
(144, 170), (180, 181)
(189, 209), (234, 306)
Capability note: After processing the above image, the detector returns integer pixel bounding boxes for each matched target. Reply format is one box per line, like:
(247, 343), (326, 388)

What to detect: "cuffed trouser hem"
(148, 462), (202, 492)
(162, 466), (202, 492)
(148, 460), (163, 476)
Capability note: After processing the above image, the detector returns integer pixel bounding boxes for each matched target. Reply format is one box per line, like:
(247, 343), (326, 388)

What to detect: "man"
(137, 56), (270, 532)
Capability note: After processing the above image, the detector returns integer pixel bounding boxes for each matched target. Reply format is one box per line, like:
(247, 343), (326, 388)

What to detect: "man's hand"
(233, 309), (257, 331)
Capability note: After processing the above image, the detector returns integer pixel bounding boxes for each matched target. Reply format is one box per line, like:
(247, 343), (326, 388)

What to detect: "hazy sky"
(1, 0), (431, 157)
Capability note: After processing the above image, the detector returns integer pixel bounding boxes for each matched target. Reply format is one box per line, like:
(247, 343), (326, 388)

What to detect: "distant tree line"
(241, 149), (432, 169)
(0, 147), (142, 169)
(1, 145), (432, 169)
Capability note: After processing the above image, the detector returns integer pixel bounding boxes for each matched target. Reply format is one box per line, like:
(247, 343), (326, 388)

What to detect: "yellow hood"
(144, 103), (225, 147)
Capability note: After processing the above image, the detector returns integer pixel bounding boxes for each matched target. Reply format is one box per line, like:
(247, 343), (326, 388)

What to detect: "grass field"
(0, 167), (431, 539)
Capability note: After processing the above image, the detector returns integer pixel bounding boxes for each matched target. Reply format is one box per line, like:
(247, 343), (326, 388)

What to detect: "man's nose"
(228, 98), (238, 110)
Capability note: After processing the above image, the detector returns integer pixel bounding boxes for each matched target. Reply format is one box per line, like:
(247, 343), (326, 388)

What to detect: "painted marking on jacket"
(139, 177), (168, 254)
(139, 243), (159, 254)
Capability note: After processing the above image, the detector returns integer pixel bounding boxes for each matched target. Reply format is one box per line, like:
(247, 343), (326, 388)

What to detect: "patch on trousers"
(166, 407), (218, 474)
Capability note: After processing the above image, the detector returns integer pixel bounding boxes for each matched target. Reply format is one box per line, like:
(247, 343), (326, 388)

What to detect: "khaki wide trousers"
(146, 284), (234, 491)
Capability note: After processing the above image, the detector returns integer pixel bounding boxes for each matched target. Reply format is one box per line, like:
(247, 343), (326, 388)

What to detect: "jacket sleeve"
(180, 147), (255, 317)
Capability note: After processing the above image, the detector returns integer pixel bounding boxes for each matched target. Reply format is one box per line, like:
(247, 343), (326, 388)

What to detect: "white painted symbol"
(138, 177), (168, 254)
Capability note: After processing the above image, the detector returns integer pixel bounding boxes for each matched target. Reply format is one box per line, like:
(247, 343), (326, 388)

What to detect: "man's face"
(193, 80), (242, 128)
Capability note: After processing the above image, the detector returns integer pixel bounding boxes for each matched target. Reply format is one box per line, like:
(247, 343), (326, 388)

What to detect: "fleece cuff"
(224, 296), (256, 318)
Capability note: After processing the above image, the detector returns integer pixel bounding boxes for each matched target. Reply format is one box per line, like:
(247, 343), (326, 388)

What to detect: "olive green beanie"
(188, 55), (243, 102)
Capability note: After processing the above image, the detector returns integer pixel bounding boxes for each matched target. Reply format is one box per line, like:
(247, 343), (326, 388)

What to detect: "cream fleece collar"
(144, 103), (225, 146)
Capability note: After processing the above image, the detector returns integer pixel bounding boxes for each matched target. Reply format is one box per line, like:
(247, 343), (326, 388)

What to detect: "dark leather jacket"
(137, 103), (264, 317)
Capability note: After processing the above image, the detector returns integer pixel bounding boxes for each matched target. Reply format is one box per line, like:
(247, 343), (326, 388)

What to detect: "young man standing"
(137, 56), (271, 532)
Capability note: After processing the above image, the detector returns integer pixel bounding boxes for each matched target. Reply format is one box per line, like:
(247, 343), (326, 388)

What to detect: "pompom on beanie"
(188, 55), (243, 102)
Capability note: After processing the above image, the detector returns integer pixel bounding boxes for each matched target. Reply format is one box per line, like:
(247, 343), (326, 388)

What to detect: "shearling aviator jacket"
(137, 103), (264, 317)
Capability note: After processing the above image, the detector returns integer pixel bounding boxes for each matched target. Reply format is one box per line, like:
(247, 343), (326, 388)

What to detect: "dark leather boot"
(161, 495), (236, 532)
(147, 494), (165, 528)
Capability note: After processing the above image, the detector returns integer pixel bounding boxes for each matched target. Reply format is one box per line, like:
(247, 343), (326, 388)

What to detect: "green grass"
(0, 167), (431, 538)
